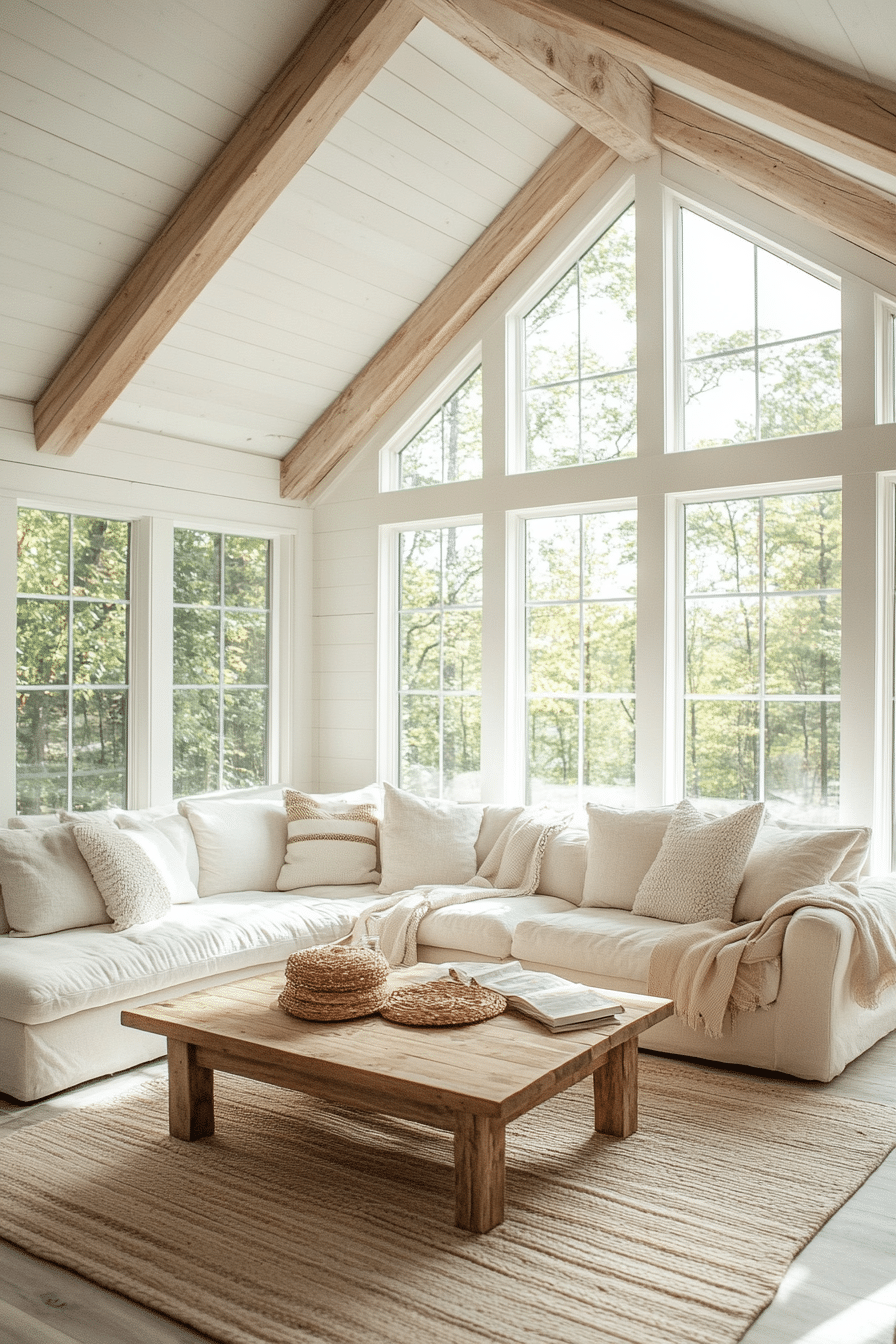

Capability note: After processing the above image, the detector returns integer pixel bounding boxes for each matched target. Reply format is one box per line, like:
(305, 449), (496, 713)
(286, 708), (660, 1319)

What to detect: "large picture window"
(16, 508), (130, 813)
(398, 524), (482, 799)
(172, 529), (271, 796)
(525, 510), (636, 809)
(684, 490), (841, 820)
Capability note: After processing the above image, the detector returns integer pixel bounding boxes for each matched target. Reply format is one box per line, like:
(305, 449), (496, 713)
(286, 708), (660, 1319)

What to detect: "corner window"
(16, 508), (130, 813)
(172, 529), (271, 796)
(398, 368), (482, 488)
(523, 204), (636, 470)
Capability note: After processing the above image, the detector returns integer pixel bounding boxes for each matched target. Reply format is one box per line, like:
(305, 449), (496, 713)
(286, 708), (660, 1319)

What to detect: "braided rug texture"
(0, 1056), (894, 1344)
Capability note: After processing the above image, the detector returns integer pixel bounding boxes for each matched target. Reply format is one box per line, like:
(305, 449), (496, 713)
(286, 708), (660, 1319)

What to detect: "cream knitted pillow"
(632, 800), (765, 924)
(277, 790), (379, 890)
(72, 823), (172, 932)
(378, 784), (483, 894)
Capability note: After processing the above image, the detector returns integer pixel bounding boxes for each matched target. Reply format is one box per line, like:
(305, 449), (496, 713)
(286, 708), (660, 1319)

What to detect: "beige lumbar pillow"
(73, 823), (172, 932)
(582, 804), (678, 909)
(0, 824), (109, 937)
(377, 783), (483, 894)
(277, 790), (379, 890)
(734, 822), (871, 922)
(633, 799), (765, 924)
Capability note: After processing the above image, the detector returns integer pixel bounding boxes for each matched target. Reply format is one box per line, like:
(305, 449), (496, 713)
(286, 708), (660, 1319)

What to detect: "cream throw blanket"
(352, 810), (566, 967)
(648, 881), (896, 1038)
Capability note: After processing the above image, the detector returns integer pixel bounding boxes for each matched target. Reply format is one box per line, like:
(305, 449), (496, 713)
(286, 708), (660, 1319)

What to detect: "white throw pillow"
(772, 820), (871, 882)
(633, 800), (765, 923)
(377, 784), (483, 894)
(179, 798), (286, 896)
(582, 804), (677, 909)
(277, 790), (379, 890)
(0, 824), (109, 937)
(7, 813), (63, 830)
(73, 823), (172, 932)
(734, 822), (871, 922)
(115, 815), (199, 903)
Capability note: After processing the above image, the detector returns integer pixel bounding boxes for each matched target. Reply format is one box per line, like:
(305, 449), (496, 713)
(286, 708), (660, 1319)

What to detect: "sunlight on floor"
(791, 1283), (896, 1344)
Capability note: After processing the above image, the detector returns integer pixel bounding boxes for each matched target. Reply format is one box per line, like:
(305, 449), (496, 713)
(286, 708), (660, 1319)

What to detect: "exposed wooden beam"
(418, 0), (654, 160)
(482, 0), (896, 181)
(654, 90), (896, 267)
(280, 128), (617, 498)
(33, 0), (419, 458)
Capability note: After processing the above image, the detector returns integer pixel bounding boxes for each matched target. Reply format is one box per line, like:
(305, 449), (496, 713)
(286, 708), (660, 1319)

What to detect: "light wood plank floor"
(1, 1037), (895, 1344)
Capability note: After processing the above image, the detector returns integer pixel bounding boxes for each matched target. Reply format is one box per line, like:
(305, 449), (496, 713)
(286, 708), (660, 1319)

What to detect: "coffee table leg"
(593, 1036), (638, 1137)
(453, 1113), (505, 1232)
(168, 1039), (215, 1140)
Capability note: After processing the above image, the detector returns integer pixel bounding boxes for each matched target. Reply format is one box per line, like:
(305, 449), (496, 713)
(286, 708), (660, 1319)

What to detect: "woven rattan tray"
(380, 980), (506, 1026)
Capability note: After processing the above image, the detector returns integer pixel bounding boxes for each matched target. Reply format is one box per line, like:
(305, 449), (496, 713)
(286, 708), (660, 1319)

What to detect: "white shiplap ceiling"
(1, 0), (895, 463)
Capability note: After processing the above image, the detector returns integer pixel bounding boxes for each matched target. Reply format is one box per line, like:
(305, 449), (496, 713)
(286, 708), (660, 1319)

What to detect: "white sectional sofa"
(2, 787), (896, 1101)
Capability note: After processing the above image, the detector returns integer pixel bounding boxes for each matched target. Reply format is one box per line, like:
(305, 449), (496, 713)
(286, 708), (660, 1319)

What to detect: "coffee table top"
(123, 968), (673, 1123)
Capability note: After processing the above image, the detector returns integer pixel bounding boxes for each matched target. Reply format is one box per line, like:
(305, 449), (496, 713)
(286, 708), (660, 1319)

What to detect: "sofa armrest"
(773, 905), (857, 1081)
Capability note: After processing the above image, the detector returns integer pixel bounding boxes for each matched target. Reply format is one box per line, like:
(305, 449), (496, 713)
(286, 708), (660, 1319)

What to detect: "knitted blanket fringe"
(352, 810), (566, 967)
(648, 881), (896, 1038)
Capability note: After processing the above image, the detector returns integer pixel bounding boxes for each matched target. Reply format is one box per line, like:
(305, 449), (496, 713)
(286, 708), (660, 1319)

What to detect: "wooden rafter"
(654, 90), (896, 267)
(482, 0), (896, 180)
(279, 128), (617, 498)
(33, 0), (419, 458)
(418, 0), (655, 160)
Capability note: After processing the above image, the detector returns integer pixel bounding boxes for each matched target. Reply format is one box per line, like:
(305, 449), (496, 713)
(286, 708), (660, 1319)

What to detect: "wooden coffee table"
(122, 968), (673, 1233)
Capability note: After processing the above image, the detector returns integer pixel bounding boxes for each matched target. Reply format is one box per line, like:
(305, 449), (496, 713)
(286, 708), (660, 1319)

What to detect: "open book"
(449, 961), (623, 1033)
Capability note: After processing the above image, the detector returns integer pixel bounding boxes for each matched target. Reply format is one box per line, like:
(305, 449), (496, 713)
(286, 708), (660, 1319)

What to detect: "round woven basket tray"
(380, 980), (507, 1027)
(285, 945), (389, 993)
(279, 982), (388, 1022)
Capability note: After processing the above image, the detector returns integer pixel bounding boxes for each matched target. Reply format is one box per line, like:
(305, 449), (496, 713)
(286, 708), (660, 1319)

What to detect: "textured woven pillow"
(734, 822), (871, 922)
(72, 823), (172, 932)
(277, 790), (379, 890)
(378, 784), (483, 894)
(0, 824), (109, 937)
(632, 800), (765, 923)
(581, 804), (677, 909)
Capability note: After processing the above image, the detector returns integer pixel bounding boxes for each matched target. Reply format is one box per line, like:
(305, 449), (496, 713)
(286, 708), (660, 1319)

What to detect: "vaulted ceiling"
(2, 0), (895, 497)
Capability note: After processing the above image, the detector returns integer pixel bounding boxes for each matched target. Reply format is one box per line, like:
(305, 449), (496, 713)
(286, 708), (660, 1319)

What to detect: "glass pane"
(72, 602), (128, 685)
(684, 351), (755, 449)
(400, 414), (442, 489)
(173, 688), (220, 796)
(685, 597), (760, 695)
(757, 250), (840, 342)
(525, 267), (578, 387)
(442, 696), (481, 800)
(174, 608), (220, 685)
(685, 699), (760, 803)
(759, 334), (841, 440)
(765, 595), (840, 695)
(444, 368), (482, 483)
(764, 492), (841, 591)
(16, 771), (67, 815)
(224, 535), (268, 609)
(584, 602), (636, 693)
(443, 526), (482, 606)
(580, 205), (636, 376)
(581, 371), (637, 461)
(73, 517), (129, 599)
(72, 689), (127, 781)
(71, 771), (127, 812)
(527, 696), (579, 807)
(528, 606), (580, 694)
(685, 499), (761, 594)
(16, 689), (67, 772)
(17, 508), (69, 595)
(583, 511), (637, 599)
(400, 530), (440, 609)
(682, 210), (755, 359)
(400, 695), (440, 797)
(224, 611), (267, 685)
(223, 688), (267, 789)
(17, 598), (68, 685)
(400, 611), (441, 691)
(765, 701), (839, 821)
(174, 529), (220, 605)
(526, 382), (579, 470)
(583, 698), (635, 805)
(527, 515), (580, 603)
(442, 610), (481, 691)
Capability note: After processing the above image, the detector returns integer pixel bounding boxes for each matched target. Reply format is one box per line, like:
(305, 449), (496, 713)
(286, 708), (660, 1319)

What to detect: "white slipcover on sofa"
(1, 787), (895, 1101)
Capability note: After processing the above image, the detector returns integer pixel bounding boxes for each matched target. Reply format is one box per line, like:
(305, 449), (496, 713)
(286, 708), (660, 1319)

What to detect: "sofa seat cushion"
(0, 886), (378, 1026)
(417, 895), (575, 960)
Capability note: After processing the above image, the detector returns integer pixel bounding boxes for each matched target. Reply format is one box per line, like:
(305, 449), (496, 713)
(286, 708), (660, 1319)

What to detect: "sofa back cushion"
(581, 805), (677, 909)
(179, 798), (286, 896)
(734, 823), (871, 922)
(0, 824), (109, 936)
(378, 784), (483, 894)
(536, 827), (587, 904)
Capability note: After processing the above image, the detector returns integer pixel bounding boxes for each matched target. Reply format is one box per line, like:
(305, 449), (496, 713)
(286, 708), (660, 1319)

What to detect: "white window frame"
(378, 348), (482, 493)
(876, 294), (896, 425)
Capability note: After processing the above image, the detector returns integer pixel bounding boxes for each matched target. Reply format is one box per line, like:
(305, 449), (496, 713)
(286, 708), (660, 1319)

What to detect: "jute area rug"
(0, 1055), (894, 1344)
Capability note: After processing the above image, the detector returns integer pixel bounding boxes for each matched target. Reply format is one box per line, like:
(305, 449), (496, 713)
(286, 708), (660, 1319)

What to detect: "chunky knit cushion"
(72, 823), (172, 932)
(276, 790), (379, 890)
(632, 800), (765, 924)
